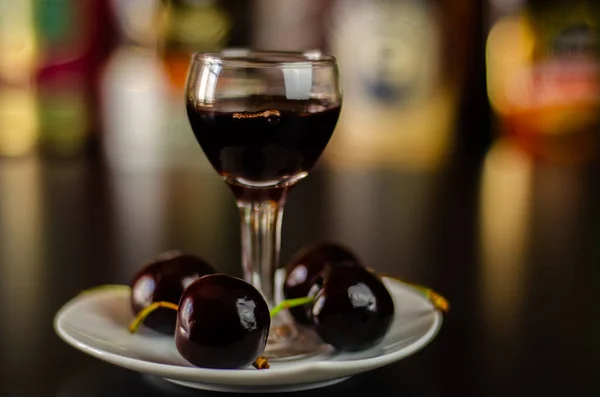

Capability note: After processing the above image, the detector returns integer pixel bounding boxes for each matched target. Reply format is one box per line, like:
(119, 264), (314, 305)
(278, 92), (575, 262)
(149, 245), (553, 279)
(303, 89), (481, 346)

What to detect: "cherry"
(174, 274), (271, 369)
(130, 251), (215, 334)
(283, 242), (362, 324)
(123, 246), (448, 366)
(311, 265), (395, 352)
(128, 272), (315, 369)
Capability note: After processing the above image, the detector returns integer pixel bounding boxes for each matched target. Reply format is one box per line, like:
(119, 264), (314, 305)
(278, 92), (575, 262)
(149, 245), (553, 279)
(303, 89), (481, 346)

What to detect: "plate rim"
(54, 278), (443, 385)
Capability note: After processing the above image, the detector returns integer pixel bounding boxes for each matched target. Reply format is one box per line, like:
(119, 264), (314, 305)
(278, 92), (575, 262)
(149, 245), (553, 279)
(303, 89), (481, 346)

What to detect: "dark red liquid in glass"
(186, 97), (340, 190)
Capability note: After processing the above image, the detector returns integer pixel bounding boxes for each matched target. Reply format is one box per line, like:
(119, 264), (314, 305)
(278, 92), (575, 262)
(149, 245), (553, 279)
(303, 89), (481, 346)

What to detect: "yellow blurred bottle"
(0, 0), (39, 158)
(323, 0), (473, 171)
(157, 0), (232, 94)
(487, 0), (600, 164)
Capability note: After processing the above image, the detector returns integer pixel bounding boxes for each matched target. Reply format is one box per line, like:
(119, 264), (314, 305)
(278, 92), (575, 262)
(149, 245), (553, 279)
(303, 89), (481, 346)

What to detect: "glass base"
(263, 310), (328, 360)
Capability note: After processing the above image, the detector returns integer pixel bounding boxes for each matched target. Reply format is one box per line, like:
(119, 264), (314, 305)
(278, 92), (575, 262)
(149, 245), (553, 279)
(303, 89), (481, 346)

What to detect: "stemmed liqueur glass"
(184, 49), (342, 359)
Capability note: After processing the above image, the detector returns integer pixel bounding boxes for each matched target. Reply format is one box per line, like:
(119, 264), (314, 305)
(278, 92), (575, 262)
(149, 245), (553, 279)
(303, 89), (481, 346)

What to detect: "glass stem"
(238, 198), (285, 308)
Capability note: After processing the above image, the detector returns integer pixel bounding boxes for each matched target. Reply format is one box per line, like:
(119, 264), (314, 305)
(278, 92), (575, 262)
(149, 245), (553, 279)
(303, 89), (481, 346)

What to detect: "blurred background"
(2, 0), (599, 166)
(3, 0), (600, 276)
(0, 0), (488, 272)
(3, 0), (600, 285)
(0, 0), (485, 166)
(3, 1), (600, 396)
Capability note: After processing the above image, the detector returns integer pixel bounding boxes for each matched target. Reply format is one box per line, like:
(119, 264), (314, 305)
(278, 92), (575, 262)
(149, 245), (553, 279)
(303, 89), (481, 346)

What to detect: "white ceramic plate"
(54, 272), (443, 393)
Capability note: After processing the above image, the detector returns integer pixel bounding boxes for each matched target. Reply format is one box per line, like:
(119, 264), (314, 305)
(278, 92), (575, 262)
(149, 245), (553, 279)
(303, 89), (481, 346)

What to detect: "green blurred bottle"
(33, 0), (117, 159)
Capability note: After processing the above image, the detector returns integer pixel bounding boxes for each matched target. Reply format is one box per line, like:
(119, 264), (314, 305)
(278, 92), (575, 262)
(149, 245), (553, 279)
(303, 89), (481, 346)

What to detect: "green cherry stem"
(369, 269), (450, 313)
(128, 301), (179, 333)
(404, 282), (450, 313)
(269, 297), (315, 318)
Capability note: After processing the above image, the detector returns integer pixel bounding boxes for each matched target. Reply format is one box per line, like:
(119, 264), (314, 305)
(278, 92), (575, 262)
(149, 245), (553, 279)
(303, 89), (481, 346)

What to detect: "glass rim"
(191, 49), (337, 67)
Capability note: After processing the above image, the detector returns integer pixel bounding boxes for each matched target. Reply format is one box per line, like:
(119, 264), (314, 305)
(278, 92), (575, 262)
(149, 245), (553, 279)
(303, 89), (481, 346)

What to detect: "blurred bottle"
(33, 0), (117, 159)
(0, 0), (39, 158)
(251, 0), (329, 51)
(487, 0), (600, 164)
(323, 0), (474, 171)
(100, 0), (172, 171)
(157, 0), (235, 94)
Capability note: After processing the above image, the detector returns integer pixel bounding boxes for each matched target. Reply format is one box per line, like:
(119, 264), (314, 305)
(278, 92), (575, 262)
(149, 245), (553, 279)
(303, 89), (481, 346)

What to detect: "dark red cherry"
(311, 265), (394, 352)
(130, 251), (215, 334)
(283, 242), (362, 324)
(175, 274), (270, 369)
